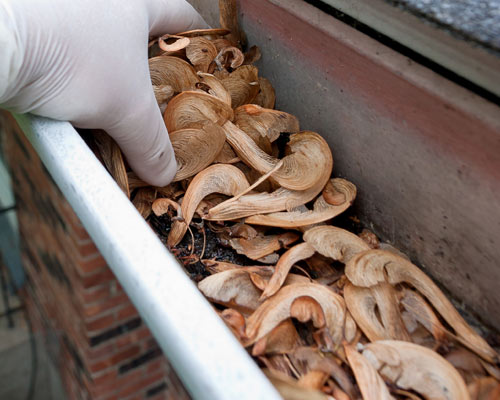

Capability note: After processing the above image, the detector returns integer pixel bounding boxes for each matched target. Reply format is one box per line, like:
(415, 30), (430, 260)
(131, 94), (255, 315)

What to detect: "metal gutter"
(318, 0), (500, 98)
(14, 114), (281, 400)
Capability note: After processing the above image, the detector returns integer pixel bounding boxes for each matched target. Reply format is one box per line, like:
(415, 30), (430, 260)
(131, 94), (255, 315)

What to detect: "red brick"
(81, 269), (115, 289)
(115, 326), (150, 349)
(84, 343), (115, 361)
(146, 359), (165, 374)
(117, 373), (165, 399)
(86, 314), (115, 333)
(78, 242), (100, 258)
(89, 345), (141, 373)
(92, 370), (118, 387)
(80, 285), (111, 304)
(92, 369), (144, 398)
(83, 293), (129, 318)
(76, 256), (108, 276)
(116, 304), (138, 322)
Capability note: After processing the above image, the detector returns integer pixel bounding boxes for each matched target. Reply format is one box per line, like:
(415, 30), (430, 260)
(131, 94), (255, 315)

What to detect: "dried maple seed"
(303, 225), (371, 264)
(206, 161), (332, 221)
(223, 122), (333, 191)
(167, 164), (249, 246)
(149, 56), (199, 93)
(198, 269), (265, 313)
(158, 34), (191, 52)
(346, 250), (499, 363)
(246, 282), (346, 350)
(362, 340), (469, 400)
(186, 37), (218, 72)
(195, 72), (232, 105)
(176, 28), (231, 37)
(252, 319), (301, 356)
(221, 65), (260, 108)
(213, 46), (245, 70)
(246, 178), (356, 228)
(234, 104), (299, 153)
(260, 242), (316, 299)
(169, 122), (226, 181)
(164, 91), (234, 132)
(344, 344), (394, 400)
(254, 77), (276, 109)
(93, 131), (129, 198)
(229, 231), (299, 261)
(151, 198), (181, 219)
(344, 282), (411, 342)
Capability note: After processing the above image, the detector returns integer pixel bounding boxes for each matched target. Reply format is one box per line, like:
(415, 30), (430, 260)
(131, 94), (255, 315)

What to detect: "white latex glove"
(0, 0), (207, 186)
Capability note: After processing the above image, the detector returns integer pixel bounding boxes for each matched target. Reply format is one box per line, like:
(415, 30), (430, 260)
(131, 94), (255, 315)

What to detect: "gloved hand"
(0, 0), (207, 186)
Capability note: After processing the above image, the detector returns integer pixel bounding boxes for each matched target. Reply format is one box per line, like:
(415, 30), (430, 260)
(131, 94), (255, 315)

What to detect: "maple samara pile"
(92, 3), (500, 399)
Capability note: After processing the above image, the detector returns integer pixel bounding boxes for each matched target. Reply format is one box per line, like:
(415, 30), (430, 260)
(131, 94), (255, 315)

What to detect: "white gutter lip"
(16, 114), (281, 400)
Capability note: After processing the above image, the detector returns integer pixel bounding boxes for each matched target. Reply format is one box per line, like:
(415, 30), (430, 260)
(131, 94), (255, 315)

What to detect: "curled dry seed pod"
(246, 282), (346, 349)
(167, 164), (249, 246)
(202, 260), (274, 274)
(158, 34), (190, 52)
(176, 28), (231, 38)
(345, 250), (499, 363)
(92, 131), (129, 198)
(221, 308), (247, 342)
(467, 377), (500, 400)
(164, 91), (234, 132)
(303, 225), (371, 264)
(207, 163), (332, 221)
(292, 347), (357, 398)
(254, 77), (276, 109)
(153, 85), (175, 112)
(149, 56), (199, 92)
(400, 288), (448, 342)
(229, 231), (300, 261)
(246, 178), (356, 227)
(221, 65), (260, 108)
(195, 72), (232, 106)
(344, 344), (395, 400)
(151, 198), (181, 218)
(243, 45), (262, 65)
(223, 123), (333, 191)
(250, 272), (311, 291)
(264, 369), (332, 400)
(297, 370), (329, 391)
(322, 179), (348, 205)
(213, 46), (245, 70)
(213, 142), (239, 164)
(261, 242), (316, 299)
(363, 340), (470, 400)
(170, 122), (226, 181)
(234, 104), (299, 153)
(132, 188), (156, 219)
(186, 37), (218, 72)
(344, 282), (411, 342)
(252, 319), (301, 356)
(211, 38), (234, 52)
(234, 104), (299, 143)
(198, 269), (265, 313)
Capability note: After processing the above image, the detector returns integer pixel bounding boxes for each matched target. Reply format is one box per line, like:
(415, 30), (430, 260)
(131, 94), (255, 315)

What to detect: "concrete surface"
(387, 0), (500, 52)
(1, 119), (64, 400)
(0, 292), (65, 400)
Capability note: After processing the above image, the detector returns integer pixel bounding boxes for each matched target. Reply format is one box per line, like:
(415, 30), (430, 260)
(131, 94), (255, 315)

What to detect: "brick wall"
(1, 113), (191, 400)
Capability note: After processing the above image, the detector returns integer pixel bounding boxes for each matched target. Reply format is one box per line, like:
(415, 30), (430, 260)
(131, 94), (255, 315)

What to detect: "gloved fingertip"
(134, 150), (178, 187)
